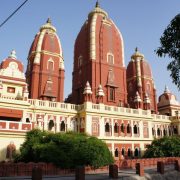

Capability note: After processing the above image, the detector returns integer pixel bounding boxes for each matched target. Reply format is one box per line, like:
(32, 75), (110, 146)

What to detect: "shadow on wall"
(0, 142), (16, 162)
(0, 148), (7, 162)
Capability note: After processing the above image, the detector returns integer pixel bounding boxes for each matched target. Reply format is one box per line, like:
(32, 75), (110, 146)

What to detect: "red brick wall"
(0, 157), (179, 176)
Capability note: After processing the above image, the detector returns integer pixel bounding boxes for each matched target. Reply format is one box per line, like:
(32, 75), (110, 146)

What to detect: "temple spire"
(96, 0), (100, 8)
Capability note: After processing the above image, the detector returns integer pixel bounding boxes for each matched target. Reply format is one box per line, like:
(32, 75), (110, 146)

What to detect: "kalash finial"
(95, 0), (100, 8)
(46, 17), (52, 24)
(135, 47), (138, 52)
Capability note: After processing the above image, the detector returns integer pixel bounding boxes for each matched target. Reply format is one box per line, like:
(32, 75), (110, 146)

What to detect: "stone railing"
(1, 95), (16, 100)
(0, 96), (29, 105)
(151, 114), (170, 121)
(0, 121), (32, 132)
(28, 99), (81, 112)
(170, 116), (180, 121)
(84, 102), (171, 121)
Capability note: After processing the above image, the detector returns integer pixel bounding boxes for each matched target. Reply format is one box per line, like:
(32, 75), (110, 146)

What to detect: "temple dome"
(0, 50), (25, 79)
(127, 48), (157, 112)
(74, 1), (125, 66)
(71, 1), (127, 105)
(28, 18), (63, 65)
(158, 86), (179, 106)
(127, 48), (153, 79)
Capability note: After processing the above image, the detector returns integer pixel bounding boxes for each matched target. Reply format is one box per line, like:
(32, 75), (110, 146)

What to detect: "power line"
(0, 0), (29, 29)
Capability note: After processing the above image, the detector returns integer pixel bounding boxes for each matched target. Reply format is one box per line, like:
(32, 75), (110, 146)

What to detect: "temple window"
(48, 120), (54, 131)
(107, 53), (114, 65)
(26, 118), (30, 123)
(47, 58), (54, 71)
(78, 55), (83, 67)
(109, 87), (115, 101)
(121, 124), (124, 133)
(92, 123), (98, 132)
(105, 122), (110, 132)
(115, 148), (119, 157)
(114, 123), (118, 133)
(134, 148), (139, 157)
(133, 125), (138, 134)
(146, 82), (151, 92)
(60, 121), (65, 131)
(127, 148), (131, 157)
(127, 124), (131, 134)
(7, 87), (15, 93)
(157, 128), (161, 136)
(121, 148), (125, 156)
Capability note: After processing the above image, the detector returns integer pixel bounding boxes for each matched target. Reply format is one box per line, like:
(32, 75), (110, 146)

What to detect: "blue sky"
(0, 0), (180, 101)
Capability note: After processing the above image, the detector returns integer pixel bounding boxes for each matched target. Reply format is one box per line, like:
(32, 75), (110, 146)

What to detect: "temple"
(0, 2), (179, 161)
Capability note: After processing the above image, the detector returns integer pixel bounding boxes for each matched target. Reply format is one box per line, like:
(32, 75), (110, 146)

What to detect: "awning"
(0, 108), (23, 119)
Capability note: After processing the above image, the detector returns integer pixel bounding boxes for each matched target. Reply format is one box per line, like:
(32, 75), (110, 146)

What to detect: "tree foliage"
(15, 129), (114, 169)
(143, 136), (180, 158)
(156, 14), (180, 90)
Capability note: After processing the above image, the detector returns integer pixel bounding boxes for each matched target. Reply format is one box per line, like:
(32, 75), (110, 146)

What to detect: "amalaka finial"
(164, 85), (170, 93)
(47, 17), (51, 24)
(8, 50), (17, 59)
(96, 0), (100, 8)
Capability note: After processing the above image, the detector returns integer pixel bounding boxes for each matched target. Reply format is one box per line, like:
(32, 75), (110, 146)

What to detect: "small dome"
(96, 84), (104, 96)
(127, 48), (153, 79)
(0, 50), (25, 79)
(158, 86), (179, 106)
(144, 93), (150, 104)
(83, 81), (92, 94)
(1, 50), (24, 72)
(134, 91), (141, 102)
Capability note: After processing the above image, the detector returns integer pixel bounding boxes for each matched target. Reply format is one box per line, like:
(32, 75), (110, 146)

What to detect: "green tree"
(156, 14), (180, 90)
(144, 136), (180, 158)
(15, 129), (47, 162)
(15, 129), (114, 169)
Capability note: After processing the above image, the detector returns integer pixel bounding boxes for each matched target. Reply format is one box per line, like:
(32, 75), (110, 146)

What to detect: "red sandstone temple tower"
(71, 2), (127, 106)
(26, 18), (65, 102)
(127, 48), (157, 113)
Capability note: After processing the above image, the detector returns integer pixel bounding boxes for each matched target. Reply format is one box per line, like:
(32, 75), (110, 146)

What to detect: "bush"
(143, 136), (180, 158)
(15, 129), (114, 168)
